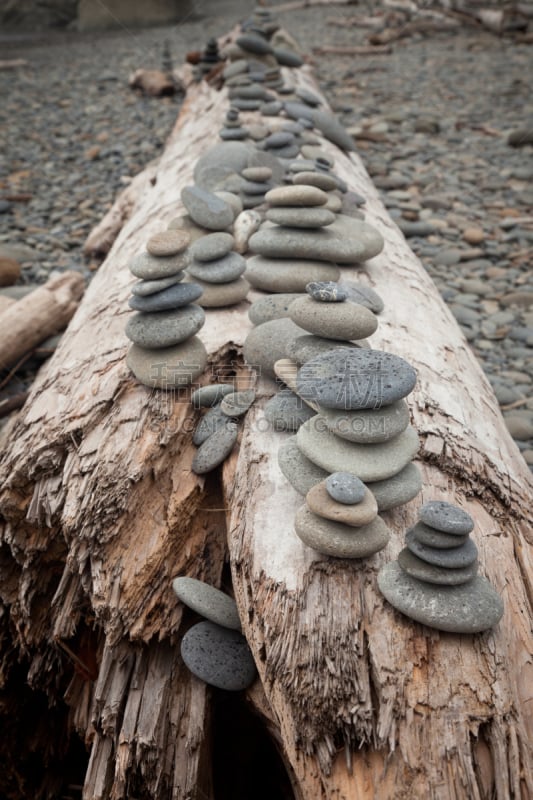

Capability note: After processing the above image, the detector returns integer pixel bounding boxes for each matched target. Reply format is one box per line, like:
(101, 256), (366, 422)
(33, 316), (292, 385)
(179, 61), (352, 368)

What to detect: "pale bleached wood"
(0, 42), (531, 800)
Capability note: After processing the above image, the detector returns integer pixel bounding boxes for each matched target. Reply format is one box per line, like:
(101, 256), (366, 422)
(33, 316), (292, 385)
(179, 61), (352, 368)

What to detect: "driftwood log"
(0, 47), (532, 800)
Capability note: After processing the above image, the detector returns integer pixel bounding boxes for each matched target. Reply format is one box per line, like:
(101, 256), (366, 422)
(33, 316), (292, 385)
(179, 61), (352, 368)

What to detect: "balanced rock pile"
(191, 382), (255, 474)
(239, 165), (274, 209)
(193, 37), (222, 82)
(125, 229), (207, 388)
(378, 502), (504, 633)
(174, 577), (256, 691)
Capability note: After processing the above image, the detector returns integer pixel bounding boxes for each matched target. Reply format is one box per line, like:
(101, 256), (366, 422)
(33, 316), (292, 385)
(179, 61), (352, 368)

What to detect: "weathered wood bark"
(0, 50), (532, 800)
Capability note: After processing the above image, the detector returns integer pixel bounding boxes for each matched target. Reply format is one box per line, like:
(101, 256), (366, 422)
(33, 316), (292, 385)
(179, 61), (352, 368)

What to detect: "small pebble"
(306, 281), (347, 303)
(325, 472), (366, 504)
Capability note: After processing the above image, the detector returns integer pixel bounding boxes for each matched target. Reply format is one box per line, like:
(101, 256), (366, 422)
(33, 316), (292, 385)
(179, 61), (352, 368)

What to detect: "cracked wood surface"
(0, 55), (531, 800)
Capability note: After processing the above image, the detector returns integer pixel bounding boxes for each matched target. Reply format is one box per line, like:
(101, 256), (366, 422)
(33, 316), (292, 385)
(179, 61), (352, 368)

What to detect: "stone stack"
(193, 37), (221, 81)
(219, 106), (249, 141)
(186, 231), (250, 308)
(239, 165), (274, 209)
(173, 576), (256, 691)
(378, 502), (504, 633)
(125, 229), (207, 389)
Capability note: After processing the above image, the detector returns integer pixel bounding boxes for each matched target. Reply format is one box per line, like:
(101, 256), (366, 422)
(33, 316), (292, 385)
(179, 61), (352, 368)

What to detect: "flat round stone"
(266, 207), (335, 229)
(273, 47), (303, 67)
(192, 384), (235, 408)
(306, 281), (347, 302)
(130, 251), (187, 280)
(193, 277), (250, 307)
(126, 337), (207, 388)
(190, 232), (235, 262)
(181, 186), (234, 231)
(367, 463), (422, 512)
(172, 577), (241, 630)
(180, 621), (256, 690)
(419, 501), (474, 535)
(296, 87), (321, 106)
(307, 483), (377, 526)
(188, 252), (246, 284)
(242, 166), (272, 182)
(246, 256), (340, 293)
(125, 305), (205, 348)
(278, 436), (329, 495)
(128, 282), (203, 312)
(295, 505), (390, 559)
(264, 389), (316, 432)
(325, 472), (365, 504)
(296, 418), (420, 482)
(296, 349), (417, 410)
(243, 318), (305, 379)
(288, 335), (368, 365)
(265, 185), (328, 207)
(289, 295), (378, 341)
(340, 281), (385, 314)
(242, 180), (269, 195)
(319, 400), (410, 444)
(221, 389), (255, 417)
(398, 549), (478, 586)
(293, 171), (338, 192)
(411, 521), (468, 550)
(378, 561), (504, 633)
(147, 229), (190, 256)
(406, 529), (478, 568)
(264, 131), (295, 149)
(192, 421), (239, 474)
(131, 275), (183, 297)
(248, 293), (303, 326)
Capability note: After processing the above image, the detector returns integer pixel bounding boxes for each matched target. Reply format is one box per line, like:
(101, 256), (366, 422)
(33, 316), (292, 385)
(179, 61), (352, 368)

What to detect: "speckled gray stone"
(297, 417), (420, 482)
(287, 335), (368, 365)
(193, 277), (250, 308)
(367, 463), (422, 512)
(190, 232), (235, 262)
(130, 251), (187, 281)
(191, 384), (235, 408)
(125, 305), (205, 348)
(296, 349), (417, 410)
(243, 318), (305, 378)
(126, 337), (207, 389)
(340, 281), (385, 314)
(221, 389), (255, 417)
(188, 252), (246, 284)
(131, 275), (184, 297)
(277, 435), (328, 495)
(265, 207), (336, 229)
(180, 620), (256, 690)
(248, 293), (303, 326)
(406, 529), (478, 568)
(319, 400), (410, 444)
(419, 501), (474, 535)
(398, 549), (478, 586)
(192, 421), (239, 474)
(129, 282), (203, 312)
(193, 404), (229, 445)
(294, 505), (390, 558)
(411, 522), (468, 550)
(289, 296), (378, 341)
(173, 577), (241, 630)
(325, 472), (365, 504)
(305, 282), (347, 303)
(246, 256), (340, 293)
(264, 389), (316, 432)
(378, 562), (504, 633)
(181, 186), (234, 231)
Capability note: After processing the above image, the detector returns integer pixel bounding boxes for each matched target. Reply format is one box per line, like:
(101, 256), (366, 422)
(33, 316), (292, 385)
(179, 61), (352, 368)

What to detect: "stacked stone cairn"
(125, 229), (207, 389)
(193, 37), (222, 82)
(239, 165), (274, 209)
(378, 502), (504, 633)
(190, 382), (255, 475)
(173, 577), (256, 690)
(219, 106), (248, 141)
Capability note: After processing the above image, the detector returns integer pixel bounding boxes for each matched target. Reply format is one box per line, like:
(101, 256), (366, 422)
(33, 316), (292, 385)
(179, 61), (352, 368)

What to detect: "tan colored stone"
(147, 229), (190, 257)
(462, 227), (485, 245)
(306, 481), (377, 526)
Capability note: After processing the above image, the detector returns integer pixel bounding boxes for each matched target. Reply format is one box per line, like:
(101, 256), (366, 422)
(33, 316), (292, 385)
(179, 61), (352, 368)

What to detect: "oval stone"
(243, 318), (305, 379)
(180, 621), (256, 690)
(265, 185), (328, 207)
(340, 281), (385, 314)
(128, 282), (203, 312)
(181, 185), (234, 231)
(288, 335), (368, 365)
(325, 472), (366, 504)
(191, 384), (235, 408)
(193, 404), (229, 446)
(125, 305), (205, 348)
(249, 293), (304, 326)
(307, 482), (377, 526)
(236, 34), (273, 55)
(278, 436), (328, 495)
(190, 232), (235, 262)
(294, 505), (390, 558)
(193, 277), (250, 307)
(411, 522), (468, 550)
(131, 275), (184, 297)
(398, 549), (478, 586)
(147, 229), (190, 257)
(367, 463), (422, 512)
(289, 295), (378, 341)
(221, 389), (256, 417)
(130, 251), (187, 280)
(188, 252), (246, 284)
(296, 349), (417, 410)
(296, 417), (420, 482)
(406, 529), (478, 568)
(419, 501), (474, 535)
(242, 166), (272, 182)
(172, 577), (241, 630)
(126, 337), (207, 388)
(293, 171), (338, 191)
(266, 207), (336, 229)
(319, 400), (410, 444)
(192, 421), (239, 474)
(306, 281), (348, 302)
(246, 255), (340, 293)
(264, 389), (316, 432)
(378, 561), (504, 633)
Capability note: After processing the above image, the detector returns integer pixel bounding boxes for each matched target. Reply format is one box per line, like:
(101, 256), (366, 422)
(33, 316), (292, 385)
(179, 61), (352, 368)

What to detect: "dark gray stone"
(273, 48), (303, 67)
(193, 404), (230, 445)
(325, 472), (365, 504)
(311, 110), (355, 151)
(172, 576), (241, 630)
(306, 281), (348, 303)
(192, 421), (239, 474)
(295, 505), (389, 558)
(398, 549), (478, 586)
(296, 87), (321, 107)
(188, 252), (246, 284)
(191, 384), (235, 409)
(419, 501), (474, 535)
(181, 186), (234, 231)
(406, 529), (478, 568)
(287, 335), (367, 365)
(180, 621), (256, 690)
(128, 282), (202, 311)
(264, 389), (316, 432)
(236, 34), (273, 55)
(220, 127), (249, 141)
(411, 521), (468, 550)
(378, 561), (504, 633)
(125, 305), (205, 349)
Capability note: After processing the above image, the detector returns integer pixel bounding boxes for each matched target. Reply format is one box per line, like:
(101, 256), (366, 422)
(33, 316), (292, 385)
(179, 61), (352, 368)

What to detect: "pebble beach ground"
(0, 1), (532, 467)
